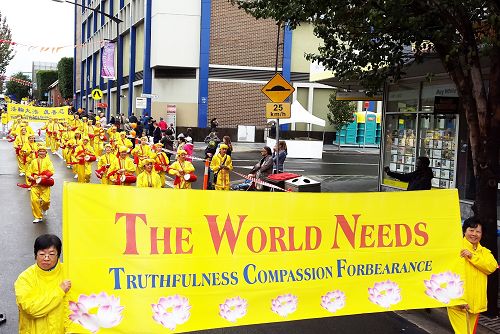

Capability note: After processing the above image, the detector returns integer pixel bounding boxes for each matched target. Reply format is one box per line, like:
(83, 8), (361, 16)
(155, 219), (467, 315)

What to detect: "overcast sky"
(2, 0), (74, 77)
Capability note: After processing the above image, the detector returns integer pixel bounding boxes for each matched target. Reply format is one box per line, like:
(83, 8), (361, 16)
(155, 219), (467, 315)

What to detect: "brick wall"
(210, 1), (283, 68)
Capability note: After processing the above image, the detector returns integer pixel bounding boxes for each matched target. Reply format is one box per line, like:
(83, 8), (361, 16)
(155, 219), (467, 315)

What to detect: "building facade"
(74, 0), (335, 131)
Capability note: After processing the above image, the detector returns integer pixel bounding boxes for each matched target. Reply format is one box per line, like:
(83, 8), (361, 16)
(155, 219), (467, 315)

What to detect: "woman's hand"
(460, 249), (473, 259)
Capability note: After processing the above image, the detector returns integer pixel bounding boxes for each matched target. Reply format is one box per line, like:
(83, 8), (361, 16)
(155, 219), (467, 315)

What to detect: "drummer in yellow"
(50, 119), (61, 154)
(137, 159), (162, 188)
(168, 149), (195, 189)
(97, 144), (117, 184)
(14, 127), (29, 176)
(21, 134), (39, 186)
(107, 146), (136, 186)
(152, 143), (169, 188)
(73, 136), (96, 183)
(115, 131), (133, 152)
(210, 143), (233, 190)
(93, 124), (105, 157)
(26, 145), (55, 223)
(131, 136), (153, 173)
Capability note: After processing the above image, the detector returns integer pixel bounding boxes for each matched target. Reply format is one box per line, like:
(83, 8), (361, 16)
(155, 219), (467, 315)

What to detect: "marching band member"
(26, 145), (55, 223)
(21, 134), (39, 186)
(115, 131), (133, 154)
(93, 123), (105, 157)
(168, 149), (195, 189)
(60, 124), (74, 168)
(19, 121), (34, 137)
(14, 127), (29, 176)
(74, 136), (96, 183)
(137, 159), (162, 188)
(210, 143), (233, 191)
(131, 136), (153, 174)
(107, 146), (136, 186)
(152, 143), (169, 188)
(50, 119), (61, 154)
(96, 144), (117, 185)
(70, 132), (83, 179)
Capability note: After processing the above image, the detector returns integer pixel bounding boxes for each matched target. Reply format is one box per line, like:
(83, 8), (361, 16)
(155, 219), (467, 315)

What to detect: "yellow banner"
(63, 184), (465, 334)
(7, 103), (70, 122)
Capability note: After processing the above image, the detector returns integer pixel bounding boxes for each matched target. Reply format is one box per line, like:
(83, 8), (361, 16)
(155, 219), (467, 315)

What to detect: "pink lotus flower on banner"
(368, 280), (402, 308)
(68, 292), (124, 333)
(424, 271), (464, 304)
(152, 295), (191, 330)
(321, 290), (346, 313)
(271, 294), (298, 317)
(219, 297), (248, 322)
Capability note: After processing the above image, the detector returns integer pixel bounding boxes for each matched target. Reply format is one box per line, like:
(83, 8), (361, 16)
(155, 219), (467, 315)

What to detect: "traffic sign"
(141, 93), (159, 99)
(91, 89), (103, 101)
(261, 73), (295, 103)
(265, 102), (291, 119)
(136, 97), (147, 109)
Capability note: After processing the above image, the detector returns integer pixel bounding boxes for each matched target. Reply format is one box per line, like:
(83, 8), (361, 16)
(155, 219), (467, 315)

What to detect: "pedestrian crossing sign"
(91, 89), (103, 101)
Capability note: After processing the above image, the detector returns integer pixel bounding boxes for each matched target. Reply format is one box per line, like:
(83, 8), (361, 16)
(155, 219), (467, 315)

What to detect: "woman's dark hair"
(263, 146), (272, 155)
(34, 234), (62, 259)
(417, 156), (430, 168)
(166, 129), (173, 136)
(462, 216), (481, 234)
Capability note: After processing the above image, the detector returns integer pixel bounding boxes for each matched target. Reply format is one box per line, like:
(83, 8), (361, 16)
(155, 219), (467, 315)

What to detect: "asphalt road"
(0, 138), (433, 334)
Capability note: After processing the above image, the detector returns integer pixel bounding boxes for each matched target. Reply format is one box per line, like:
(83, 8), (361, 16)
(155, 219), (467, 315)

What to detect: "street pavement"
(0, 138), (495, 334)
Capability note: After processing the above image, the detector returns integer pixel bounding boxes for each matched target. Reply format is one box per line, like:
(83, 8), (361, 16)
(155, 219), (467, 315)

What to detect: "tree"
(232, 0), (500, 315)
(36, 70), (58, 101)
(0, 12), (14, 76)
(57, 57), (73, 99)
(327, 92), (355, 150)
(5, 72), (30, 101)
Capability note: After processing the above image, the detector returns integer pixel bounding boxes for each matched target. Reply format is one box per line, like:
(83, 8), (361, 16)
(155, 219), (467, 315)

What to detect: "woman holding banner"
(447, 217), (498, 334)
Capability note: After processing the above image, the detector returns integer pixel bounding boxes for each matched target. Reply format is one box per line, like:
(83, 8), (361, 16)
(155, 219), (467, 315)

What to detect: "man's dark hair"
(34, 234), (62, 259)
(263, 146), (272, 155)
(417, 156), (430, 168)
(462, 216), (481, 234)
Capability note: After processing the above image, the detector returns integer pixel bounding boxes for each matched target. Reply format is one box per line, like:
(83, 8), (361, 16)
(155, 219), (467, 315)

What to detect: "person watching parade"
(137, 159), (162, 188)
(96, 144), (117, 185)
(152, 142), (169, 188)
(447, 217), (498, 334)
(26, 145), (55, 223)
(168, 149), (195, 189)
(15, 234), (71, 334)
(108, 146), (136, 186)
(210, 143), (233, 190)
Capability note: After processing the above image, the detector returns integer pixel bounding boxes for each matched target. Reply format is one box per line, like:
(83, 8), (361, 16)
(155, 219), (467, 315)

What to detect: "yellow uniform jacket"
(168, 160), (195, 189)
(210, 153), (233, 190)
(15, 263), (69, 334)
(137, 170), (162, 188)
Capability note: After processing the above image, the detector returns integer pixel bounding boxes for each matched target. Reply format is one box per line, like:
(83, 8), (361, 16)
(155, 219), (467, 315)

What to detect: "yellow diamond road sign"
(91, 88), (103, 101)
(261, 73), (295, 103)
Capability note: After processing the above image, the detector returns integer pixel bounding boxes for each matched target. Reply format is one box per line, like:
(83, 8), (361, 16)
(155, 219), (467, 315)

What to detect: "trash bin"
(285, 176), (321, 192)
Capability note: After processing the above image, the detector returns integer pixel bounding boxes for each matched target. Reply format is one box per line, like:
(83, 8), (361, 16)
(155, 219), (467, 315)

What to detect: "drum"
(183, 172), (197, 183)
(94, 166), (107, 179)
(120, 174), (137, 184)
(84, 155), (97, 162)
(36, 177), (55, 187)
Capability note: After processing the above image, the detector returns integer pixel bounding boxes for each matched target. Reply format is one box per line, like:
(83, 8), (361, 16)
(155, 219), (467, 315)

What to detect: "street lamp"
(51, 0), (123, 118)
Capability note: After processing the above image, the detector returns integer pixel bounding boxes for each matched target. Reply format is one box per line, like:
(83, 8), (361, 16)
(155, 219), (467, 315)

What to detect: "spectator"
(184, 136), (194, 162)
(168, 123), (175, 136)
(222, 135), (233, 156)
(270, 121), (276, 138)
(210, 118), (218, 132)
(204, 131), (220, 145)
(158, 117), (167, 131)
(248, 146), (273, 191)
(160, 129), (175, 159)
(129, 113), (138, 124)
(15, 234), (72, 333)
(384, 156), (433, 191)
(152, 121), (162, 144)
(273, 140), (287, 173)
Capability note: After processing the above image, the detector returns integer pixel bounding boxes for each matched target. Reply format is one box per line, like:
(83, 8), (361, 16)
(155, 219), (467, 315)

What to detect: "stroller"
(231, 179), (256, 191)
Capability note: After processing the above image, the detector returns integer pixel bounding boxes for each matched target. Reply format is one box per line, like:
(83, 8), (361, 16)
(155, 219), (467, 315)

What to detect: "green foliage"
(5, 72), (30, 100)
(36, 70), (58, 101)
(57, 57), (73, 99)
(0, 12), (14, 75)
(327, 91), (355, 132)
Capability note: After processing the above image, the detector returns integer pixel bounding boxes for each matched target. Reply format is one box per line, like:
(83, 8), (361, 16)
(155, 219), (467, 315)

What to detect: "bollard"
(203, 159), (210, 190)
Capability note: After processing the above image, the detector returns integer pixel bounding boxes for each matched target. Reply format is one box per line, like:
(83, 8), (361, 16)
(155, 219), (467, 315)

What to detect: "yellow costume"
(447, 237), (498, 334)
(210, 152), (233, 190)
(168, 156), (195, 189)
(97, 152), (118, 185)
(132, 142), (153, 173)
(14, 132), (29, 174)
(153, 149), (169, 188)
(137, 169), (162, 188)
(73, 140), (95, 183)
(108, 155), (136, 186)
(21, 140), (39, 184)
(14, 263), (69, 334)
(26, 155), (55, 220)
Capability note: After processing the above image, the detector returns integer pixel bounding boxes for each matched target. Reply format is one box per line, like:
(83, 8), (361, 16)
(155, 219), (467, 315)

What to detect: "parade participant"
(8, 116), (21, 141)
(152, 143), (169, 187)
(21, 134), (39, 186)
(15, 234), (72, 334)
(96, 144), (117, 185)
(86, 119), (95, 146)
(14, 127), (29, 176)
(50, 119), (61, 154)
(137, 159), (162, 188)
(107, 146), (136, 186)
(93, 127), (106, 158)
(115, 131), (133, 152)
(26, 145), (55, 223)
(210, 143), (233, 190)
(1, 110), (8, 138)
(74, 136), (96, 183)
(447, 217), (498, 334)
(19, 121), (34, 136)
(131, 136), (153, 173)
(168, 149), (195, 189)
(60, 125), (74, 168)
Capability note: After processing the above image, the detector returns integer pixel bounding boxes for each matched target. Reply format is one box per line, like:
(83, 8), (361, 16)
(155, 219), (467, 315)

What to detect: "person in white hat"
(137, 159), (162, 188)
(26, 145), (54, 223)
(168, 149), (195, 189)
